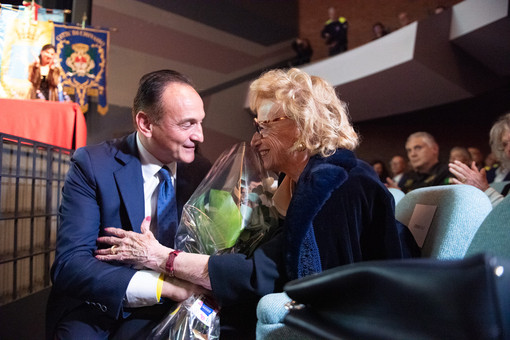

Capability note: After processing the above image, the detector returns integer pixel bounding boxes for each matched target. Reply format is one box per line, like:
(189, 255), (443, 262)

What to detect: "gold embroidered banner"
(54, 24), (109, 114)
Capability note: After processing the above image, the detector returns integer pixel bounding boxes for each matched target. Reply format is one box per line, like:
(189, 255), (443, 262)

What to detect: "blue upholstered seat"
(395, 184), (492, 259)
(465, 194), (510, 258)
(388, 187), (405, 206)
(256, 293), (314, 340)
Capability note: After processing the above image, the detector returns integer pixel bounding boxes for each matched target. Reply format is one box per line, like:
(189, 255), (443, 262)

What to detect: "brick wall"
(298, 0), (462, 61)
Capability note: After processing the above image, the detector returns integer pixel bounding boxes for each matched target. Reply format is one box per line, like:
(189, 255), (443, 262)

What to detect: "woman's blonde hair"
(249, 68), (359, 157)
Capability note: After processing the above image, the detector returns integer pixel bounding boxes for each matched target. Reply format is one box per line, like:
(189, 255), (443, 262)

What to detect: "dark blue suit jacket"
(46, 132), (211, 334)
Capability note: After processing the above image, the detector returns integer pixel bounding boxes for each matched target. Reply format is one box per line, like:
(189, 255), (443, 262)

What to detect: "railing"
(0, 133), (72, 305)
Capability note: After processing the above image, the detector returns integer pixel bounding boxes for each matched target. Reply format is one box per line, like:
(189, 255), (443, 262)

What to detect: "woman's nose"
(250, 132), (261, 148)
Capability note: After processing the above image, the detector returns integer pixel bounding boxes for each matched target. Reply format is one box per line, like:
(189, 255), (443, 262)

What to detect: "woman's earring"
(296, 143), (306, 151)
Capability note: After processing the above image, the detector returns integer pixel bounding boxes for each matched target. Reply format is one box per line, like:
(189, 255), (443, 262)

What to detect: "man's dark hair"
(132, 69), (195, 125)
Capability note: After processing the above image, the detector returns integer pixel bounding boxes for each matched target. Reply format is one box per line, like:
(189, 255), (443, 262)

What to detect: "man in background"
(389, 155), (407, 184)
(388, 132), (450, 193)
(321, 6), (348, 56)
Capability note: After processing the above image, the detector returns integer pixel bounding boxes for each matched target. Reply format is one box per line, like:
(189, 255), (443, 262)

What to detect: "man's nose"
(190, 123), (204, 143)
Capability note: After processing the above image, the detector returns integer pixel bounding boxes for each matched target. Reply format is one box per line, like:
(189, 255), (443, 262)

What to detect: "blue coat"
(46, 132), (211, 332)
(208, 149), (418, 338)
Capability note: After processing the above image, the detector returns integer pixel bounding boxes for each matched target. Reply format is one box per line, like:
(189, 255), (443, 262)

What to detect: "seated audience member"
(95, 68), (419, 339)
(449, 146), (472, 166)
(371, 159), (390, 183)
(372, 22), (389, 40)
(449, 113), (510, 206)
(387, 132), (450, 193)
(468, 146), (485, 170)
(389, 155), (407, 184)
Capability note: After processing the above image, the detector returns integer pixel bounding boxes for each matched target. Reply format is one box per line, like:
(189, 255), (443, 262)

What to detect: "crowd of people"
(371, 116), (510, 207)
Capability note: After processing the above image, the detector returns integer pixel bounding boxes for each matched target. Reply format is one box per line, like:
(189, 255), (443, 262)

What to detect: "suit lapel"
(114, 133), (145, 233)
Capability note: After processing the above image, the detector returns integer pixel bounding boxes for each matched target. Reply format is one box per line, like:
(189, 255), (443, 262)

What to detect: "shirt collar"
(136, 133), (177, 180)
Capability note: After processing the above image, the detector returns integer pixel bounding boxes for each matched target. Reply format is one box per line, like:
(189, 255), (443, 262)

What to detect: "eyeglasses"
(253, 116), (289, 134)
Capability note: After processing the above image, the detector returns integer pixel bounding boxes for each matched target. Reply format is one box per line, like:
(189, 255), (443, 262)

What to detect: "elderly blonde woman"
(95, 68), (418, 339)
(449, 112), (510, 205)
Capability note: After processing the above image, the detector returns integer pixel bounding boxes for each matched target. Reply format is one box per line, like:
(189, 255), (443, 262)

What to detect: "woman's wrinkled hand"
(95, 216), (170, 272)
(448, 160), (490, 191)
(162, 276), (211, 302)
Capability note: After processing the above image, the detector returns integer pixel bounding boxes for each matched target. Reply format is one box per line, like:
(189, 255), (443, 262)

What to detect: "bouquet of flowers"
(149, 142), (279, 340)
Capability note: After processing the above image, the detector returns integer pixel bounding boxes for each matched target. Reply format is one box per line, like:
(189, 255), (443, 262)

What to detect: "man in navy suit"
(46, 70), (212, 339)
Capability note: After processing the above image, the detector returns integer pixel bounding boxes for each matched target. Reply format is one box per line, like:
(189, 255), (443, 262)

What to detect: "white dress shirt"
(124, 133), (176, 307)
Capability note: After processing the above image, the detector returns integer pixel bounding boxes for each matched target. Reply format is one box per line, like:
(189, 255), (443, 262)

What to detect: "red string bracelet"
(165, 250), (181, 277)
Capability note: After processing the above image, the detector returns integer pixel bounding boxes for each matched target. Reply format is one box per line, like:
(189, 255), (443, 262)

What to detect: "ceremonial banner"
(0, 6), (55, 99)
(54, 24), (109, 114)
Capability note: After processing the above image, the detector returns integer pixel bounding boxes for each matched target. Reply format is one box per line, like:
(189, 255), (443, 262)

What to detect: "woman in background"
(27, 44), (61, 101)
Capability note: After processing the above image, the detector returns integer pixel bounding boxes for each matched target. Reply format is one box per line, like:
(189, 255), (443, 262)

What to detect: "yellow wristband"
(157, 273), (165, 302)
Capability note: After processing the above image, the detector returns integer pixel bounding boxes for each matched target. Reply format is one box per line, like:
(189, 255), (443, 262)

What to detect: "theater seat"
(256, 293), (314, 340)
(395, 184), (492, 259)
(465, 194), (510, 258)
(388, 187), (405, 206)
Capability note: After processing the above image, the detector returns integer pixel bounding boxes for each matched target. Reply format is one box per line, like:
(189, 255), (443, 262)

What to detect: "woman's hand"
(161, 276), (211, 302)
(95, 216), (169, 272)
(448, 160), (490, 191)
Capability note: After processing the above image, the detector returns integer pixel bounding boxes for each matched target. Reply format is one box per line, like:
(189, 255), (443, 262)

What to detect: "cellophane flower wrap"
(149, 142), (279, 340)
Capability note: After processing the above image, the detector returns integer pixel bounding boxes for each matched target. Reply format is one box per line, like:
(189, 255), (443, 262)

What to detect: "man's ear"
(136, 111), (152, 137)
(432, 143), (439, 155)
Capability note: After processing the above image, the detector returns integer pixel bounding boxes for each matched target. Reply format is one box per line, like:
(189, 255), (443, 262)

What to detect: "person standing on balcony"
(321, 6), (348, 56)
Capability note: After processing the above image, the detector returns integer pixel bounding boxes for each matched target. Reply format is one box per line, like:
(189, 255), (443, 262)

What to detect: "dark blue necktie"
(156, 166), (178, 247)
